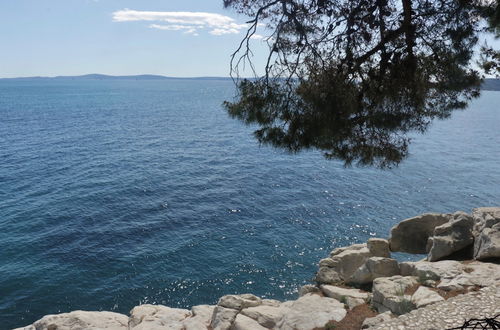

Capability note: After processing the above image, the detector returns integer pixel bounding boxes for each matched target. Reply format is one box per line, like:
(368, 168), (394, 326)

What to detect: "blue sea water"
(0, 78), (499, 329)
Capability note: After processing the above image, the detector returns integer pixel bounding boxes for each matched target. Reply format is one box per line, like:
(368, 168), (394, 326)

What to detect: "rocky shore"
(16, 207), (500, 330)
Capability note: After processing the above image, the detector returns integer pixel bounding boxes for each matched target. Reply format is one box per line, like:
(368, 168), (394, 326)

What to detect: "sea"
(0, 78), (499, 329)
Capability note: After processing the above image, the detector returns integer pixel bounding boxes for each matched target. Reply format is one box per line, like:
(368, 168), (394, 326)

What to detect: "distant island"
(1, 74), (499, 91)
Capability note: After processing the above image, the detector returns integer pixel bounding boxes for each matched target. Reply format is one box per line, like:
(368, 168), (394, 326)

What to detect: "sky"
(0, 0), (269, 78)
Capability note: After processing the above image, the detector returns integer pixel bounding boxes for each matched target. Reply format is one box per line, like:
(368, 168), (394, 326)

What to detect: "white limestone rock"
(361, 311), (394, 329)
(241, 304), (287, 328)
(315, 266), (342, 284)
(410, 286), (444, 308)
(389, 213), (451, 253)
(218, 294), (262, 310)
(14, 311), (129, 330)
(329, 244), (373, 280)
(372, 276), (418, 315)
(349, 257), (400, 284)
(367, 238), (391, 258)
(276, 293), (346, 330)
(261, 299), (282, 307)
(474, 227), (500, 260)
(211, 306), (239, 330)
(437, 261), (500, 290)
(427, 212), (474, 261)
(129, 305), (190, 330)
(472, 207), (500, 231)
(473, 207), (500, 260)
(399, 259), (500, 291)
(231, 314), (267, 330)
(317, 242), (387, 284)
(298, 284), (320, 297)
(183, 305), (215, 330)
(320, 285), (370, 302)
(319, 257), (339, 268)
(330, 243), (367, 257)
(399, 260), (463, 281)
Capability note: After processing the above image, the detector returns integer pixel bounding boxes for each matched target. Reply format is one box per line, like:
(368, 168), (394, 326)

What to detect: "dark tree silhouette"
(223, 0), (499, 167)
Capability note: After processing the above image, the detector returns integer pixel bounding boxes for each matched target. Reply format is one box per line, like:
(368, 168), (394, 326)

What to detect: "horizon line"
(0, 73), (239, 80)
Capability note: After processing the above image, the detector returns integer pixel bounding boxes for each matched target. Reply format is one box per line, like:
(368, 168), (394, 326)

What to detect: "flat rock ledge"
(371, 285), (500, 330)
(16, 207), (500, 330)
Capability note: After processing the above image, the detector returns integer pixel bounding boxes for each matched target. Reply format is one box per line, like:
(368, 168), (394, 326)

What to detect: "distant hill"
(0, 74), (232, 81)
(482, 78), (500, 91)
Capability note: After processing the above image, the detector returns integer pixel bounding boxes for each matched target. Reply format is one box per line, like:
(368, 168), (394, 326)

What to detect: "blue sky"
(0, 0), (269, 78)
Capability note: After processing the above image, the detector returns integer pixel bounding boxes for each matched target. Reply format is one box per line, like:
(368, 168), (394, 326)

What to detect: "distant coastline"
(2, 74), (499, 91)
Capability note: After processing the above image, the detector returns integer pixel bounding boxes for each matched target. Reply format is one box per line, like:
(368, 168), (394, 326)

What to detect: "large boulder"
(320, 285), (371, 308)
(474, 226), (500, 260)
(427, 212), (474, 261)
(316, 243), (373, 283)
(371, 276), (418, 315)
(367, 238), (391, 258)
(472, 207), (500, 260)
(15, 311), (128, 330)
(276, 293), (346, 330)
(129, 305), (190, 330)
(389, 213), (451, 253)
(349, 257), (400, 285)
(472, 207), (500, 231)
(410, 286), (444, 308)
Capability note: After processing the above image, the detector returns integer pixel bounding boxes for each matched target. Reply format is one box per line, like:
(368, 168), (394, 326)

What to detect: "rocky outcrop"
(399, 260), (463, 281)
(400, 259), (500, 291)
(275, 293), (346, 330)
(389, 213), (450, 254)
(349, 257), (400, 285)
(15, 311), (129, 330)
(367, 238), (391, 258)
(372, 276), (418, 315)
(473, 207), (500, 260)
(320, 243), (372, 282)
(315, 239), (392, 284)
(426, 212), (474, 261)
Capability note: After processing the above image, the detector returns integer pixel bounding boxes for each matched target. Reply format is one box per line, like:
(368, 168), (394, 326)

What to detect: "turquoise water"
(0, 79), (499, 329)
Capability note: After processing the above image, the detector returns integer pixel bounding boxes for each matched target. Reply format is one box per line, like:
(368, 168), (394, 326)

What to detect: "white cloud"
(250, 34), (264, 40)
(113, 9), (250, 36)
